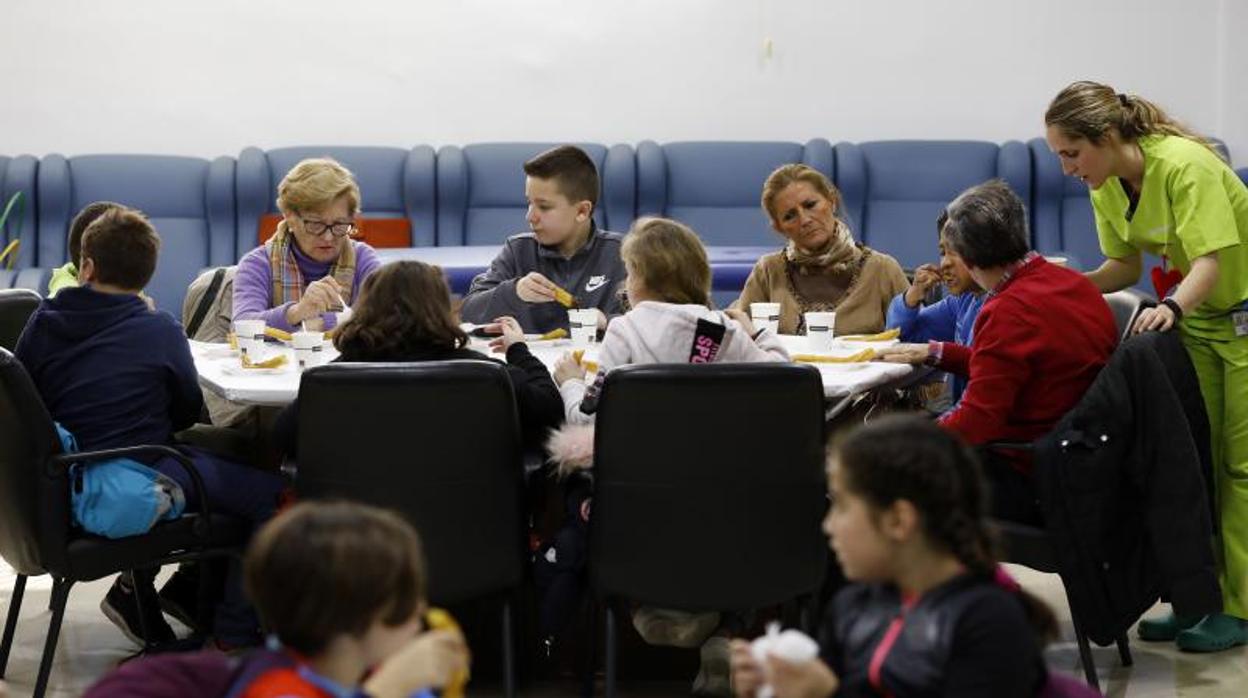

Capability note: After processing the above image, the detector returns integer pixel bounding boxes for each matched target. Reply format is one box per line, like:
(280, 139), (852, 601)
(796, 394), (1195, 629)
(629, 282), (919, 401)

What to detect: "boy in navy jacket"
(16, 207), (282, 649)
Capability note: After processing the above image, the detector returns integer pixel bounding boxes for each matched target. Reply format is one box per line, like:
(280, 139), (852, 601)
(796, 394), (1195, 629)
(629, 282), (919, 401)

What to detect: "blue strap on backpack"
(55, 423), (186, 539)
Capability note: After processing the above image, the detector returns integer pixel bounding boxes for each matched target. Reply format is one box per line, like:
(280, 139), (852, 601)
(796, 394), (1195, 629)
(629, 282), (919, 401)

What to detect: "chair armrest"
(47, 445), (213, 537)
(825, 393), (856, 422)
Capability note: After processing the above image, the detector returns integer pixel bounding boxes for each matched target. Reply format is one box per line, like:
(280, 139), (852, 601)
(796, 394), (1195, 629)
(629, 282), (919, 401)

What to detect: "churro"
(792, 349), (876, 363)
(836, 328), (900, 342)
(241, 353), (289, 369)
(552, 285), (576, 308)
(538, 327), (569, 341)
(264, 326), (293, 342)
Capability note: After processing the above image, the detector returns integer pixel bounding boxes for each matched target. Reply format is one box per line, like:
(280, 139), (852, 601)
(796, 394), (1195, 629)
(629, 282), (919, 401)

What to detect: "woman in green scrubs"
(1045, 80), (1248, 652)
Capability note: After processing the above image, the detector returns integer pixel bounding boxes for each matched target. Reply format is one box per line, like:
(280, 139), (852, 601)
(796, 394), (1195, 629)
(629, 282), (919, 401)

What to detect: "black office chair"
(983, 324), (1208, 694)
(0, 348), (249, 698)
(588, 363), (829, 698)
(994, 519), (1131, 691)
(293, 360), (526, 698)
(1104, 288), (1154, 342)
(0, 288), (40, 351)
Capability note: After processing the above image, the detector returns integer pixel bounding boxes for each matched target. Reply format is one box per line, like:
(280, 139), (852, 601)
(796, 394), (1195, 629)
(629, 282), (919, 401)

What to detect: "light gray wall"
(2, 0), (1242, 163)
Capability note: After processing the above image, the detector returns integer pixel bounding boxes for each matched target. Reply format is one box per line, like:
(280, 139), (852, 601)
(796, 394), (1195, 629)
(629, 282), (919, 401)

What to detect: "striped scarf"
(266, 222), (357, 307)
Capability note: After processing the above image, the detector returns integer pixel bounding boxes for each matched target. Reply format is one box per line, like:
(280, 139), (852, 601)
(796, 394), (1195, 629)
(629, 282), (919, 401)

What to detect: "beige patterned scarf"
(783, 218), (861, 276)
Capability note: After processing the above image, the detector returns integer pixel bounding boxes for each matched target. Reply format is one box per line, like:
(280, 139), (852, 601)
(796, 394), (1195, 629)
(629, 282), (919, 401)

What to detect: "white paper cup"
(568, 309), (598, 346)
(750, 302), (781, 335)
(1044, 255), (1069, 267)
(292, 330), (324, 370)
(234, 319), (267, 360)
(804, 311), (836, 352)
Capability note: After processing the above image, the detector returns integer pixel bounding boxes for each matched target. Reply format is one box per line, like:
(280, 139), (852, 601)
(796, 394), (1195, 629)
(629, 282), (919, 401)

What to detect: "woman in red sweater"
(884, 180), (1117, 523)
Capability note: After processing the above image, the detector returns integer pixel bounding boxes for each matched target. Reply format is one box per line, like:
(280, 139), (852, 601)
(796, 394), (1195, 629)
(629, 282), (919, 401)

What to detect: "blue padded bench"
(435, 143), (635, 247)
(835, 140), (1031, 271)
(635, 139), (834, 246)
(36, 154), (235, 313)
(635, 140), (835, 296)
(2, 155), (39, 269)
(236, 145), (436, 254)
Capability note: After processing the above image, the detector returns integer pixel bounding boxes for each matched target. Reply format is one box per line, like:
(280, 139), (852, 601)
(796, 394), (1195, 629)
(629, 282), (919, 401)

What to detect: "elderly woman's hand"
(290, 277), (343, 324)
(487, 316), (526, 353)
(553, 352), (587, 386)
(874, 343), (929, 365)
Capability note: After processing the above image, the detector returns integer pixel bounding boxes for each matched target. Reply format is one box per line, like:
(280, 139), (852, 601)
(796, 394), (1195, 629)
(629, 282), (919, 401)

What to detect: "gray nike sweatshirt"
(460, 225), (627, 333)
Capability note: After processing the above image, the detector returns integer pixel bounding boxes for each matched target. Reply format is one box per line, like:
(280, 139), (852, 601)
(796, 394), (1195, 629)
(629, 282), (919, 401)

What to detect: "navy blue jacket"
(14, 286), (201, 455)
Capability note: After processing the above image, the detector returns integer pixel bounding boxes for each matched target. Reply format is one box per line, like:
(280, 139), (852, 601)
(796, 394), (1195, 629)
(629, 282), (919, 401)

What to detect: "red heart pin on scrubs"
(1151, 264), (1183, 300)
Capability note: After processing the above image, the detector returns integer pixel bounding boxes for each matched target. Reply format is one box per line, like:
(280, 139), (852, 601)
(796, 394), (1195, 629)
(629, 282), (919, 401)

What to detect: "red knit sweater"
(937, 257), (1117, 471)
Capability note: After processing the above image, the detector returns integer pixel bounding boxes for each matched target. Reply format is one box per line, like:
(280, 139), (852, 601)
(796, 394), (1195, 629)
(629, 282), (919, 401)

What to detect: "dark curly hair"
(834, 414), (1058, 642)
(332, 260), (468, 361)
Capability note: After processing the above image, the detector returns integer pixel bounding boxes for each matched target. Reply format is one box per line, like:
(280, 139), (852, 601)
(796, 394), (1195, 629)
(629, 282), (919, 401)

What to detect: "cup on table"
(301, 316), (326, 333)
(233, 319), (267, 360)
(568, 309), (598, 346)
(804, 311), (836, 352)
(750, 302), (781, 334)
(292, 331), (325, 370)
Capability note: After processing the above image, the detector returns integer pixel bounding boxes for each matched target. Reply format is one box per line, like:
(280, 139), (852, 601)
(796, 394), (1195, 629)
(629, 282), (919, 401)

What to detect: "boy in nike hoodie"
(15, 207), (283, 649)
(460, 145), (626, 334)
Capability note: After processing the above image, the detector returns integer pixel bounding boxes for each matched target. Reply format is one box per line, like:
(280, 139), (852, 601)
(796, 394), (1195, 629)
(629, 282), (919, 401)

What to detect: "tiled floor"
(2, 563), (1246, 697)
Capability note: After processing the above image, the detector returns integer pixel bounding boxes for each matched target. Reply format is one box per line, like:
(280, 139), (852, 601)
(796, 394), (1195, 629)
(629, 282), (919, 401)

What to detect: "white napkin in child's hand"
(750, 622), (820, 698)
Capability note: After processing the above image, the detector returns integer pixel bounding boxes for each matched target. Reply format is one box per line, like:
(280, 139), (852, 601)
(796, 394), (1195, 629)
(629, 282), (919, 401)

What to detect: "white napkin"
(750, 622), (820, 698)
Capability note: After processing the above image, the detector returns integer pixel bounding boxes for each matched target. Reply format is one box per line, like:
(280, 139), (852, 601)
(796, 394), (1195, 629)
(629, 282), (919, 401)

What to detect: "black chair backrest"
(0, 348), (71, 575)
(293, 360), (526, 605)
(589, 363), (828, 611)
(0, 288), (40, 352)
(1104, 289), (1154, 343)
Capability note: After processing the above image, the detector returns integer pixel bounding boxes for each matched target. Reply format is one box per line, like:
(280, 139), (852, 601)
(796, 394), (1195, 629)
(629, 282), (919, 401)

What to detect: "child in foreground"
(731, 415), (1055, 697)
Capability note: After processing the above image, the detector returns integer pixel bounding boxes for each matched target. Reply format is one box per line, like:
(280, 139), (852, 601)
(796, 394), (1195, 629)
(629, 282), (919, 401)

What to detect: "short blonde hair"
(276, 158), (362, 216)
(621, 217), (711, 307)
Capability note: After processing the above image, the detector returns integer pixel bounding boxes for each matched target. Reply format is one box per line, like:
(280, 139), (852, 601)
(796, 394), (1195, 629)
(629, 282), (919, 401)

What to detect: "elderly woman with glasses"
(232, 158), (382, 332)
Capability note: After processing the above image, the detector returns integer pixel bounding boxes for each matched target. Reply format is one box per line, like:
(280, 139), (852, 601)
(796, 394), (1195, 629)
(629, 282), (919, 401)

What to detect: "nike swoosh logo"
(585, 277), (608, 292)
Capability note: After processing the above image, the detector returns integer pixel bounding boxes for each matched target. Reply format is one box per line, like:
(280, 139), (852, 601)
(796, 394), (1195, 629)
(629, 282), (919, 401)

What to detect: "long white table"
(193, 334), (913, 407)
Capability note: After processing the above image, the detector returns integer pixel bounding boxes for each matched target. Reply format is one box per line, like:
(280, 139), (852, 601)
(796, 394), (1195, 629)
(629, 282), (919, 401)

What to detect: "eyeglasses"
(297, 217), (356, 238)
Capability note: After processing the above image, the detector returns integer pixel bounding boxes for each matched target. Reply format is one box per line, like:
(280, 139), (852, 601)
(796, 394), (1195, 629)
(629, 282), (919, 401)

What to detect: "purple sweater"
(232, 240), (381, 332)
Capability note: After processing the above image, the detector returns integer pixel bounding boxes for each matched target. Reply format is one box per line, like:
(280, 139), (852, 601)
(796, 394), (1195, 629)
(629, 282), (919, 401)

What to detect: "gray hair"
(940, 180), (1029, 269)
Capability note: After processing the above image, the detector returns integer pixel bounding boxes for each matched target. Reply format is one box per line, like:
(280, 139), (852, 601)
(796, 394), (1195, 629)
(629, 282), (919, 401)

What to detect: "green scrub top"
(47, 261), (79, 297)
(1091, 135), (1248, 340)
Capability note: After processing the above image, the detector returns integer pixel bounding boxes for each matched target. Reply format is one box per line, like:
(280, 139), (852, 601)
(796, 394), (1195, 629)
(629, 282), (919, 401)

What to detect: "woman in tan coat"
(734, 164), (908, 335)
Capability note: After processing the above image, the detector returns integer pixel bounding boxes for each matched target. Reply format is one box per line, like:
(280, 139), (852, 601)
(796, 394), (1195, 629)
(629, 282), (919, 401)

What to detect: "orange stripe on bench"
(257, 214), (411, 248)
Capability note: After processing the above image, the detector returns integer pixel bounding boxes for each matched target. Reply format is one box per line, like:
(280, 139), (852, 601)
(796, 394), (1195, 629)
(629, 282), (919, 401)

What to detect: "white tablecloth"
(192, 334), (914, 406)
